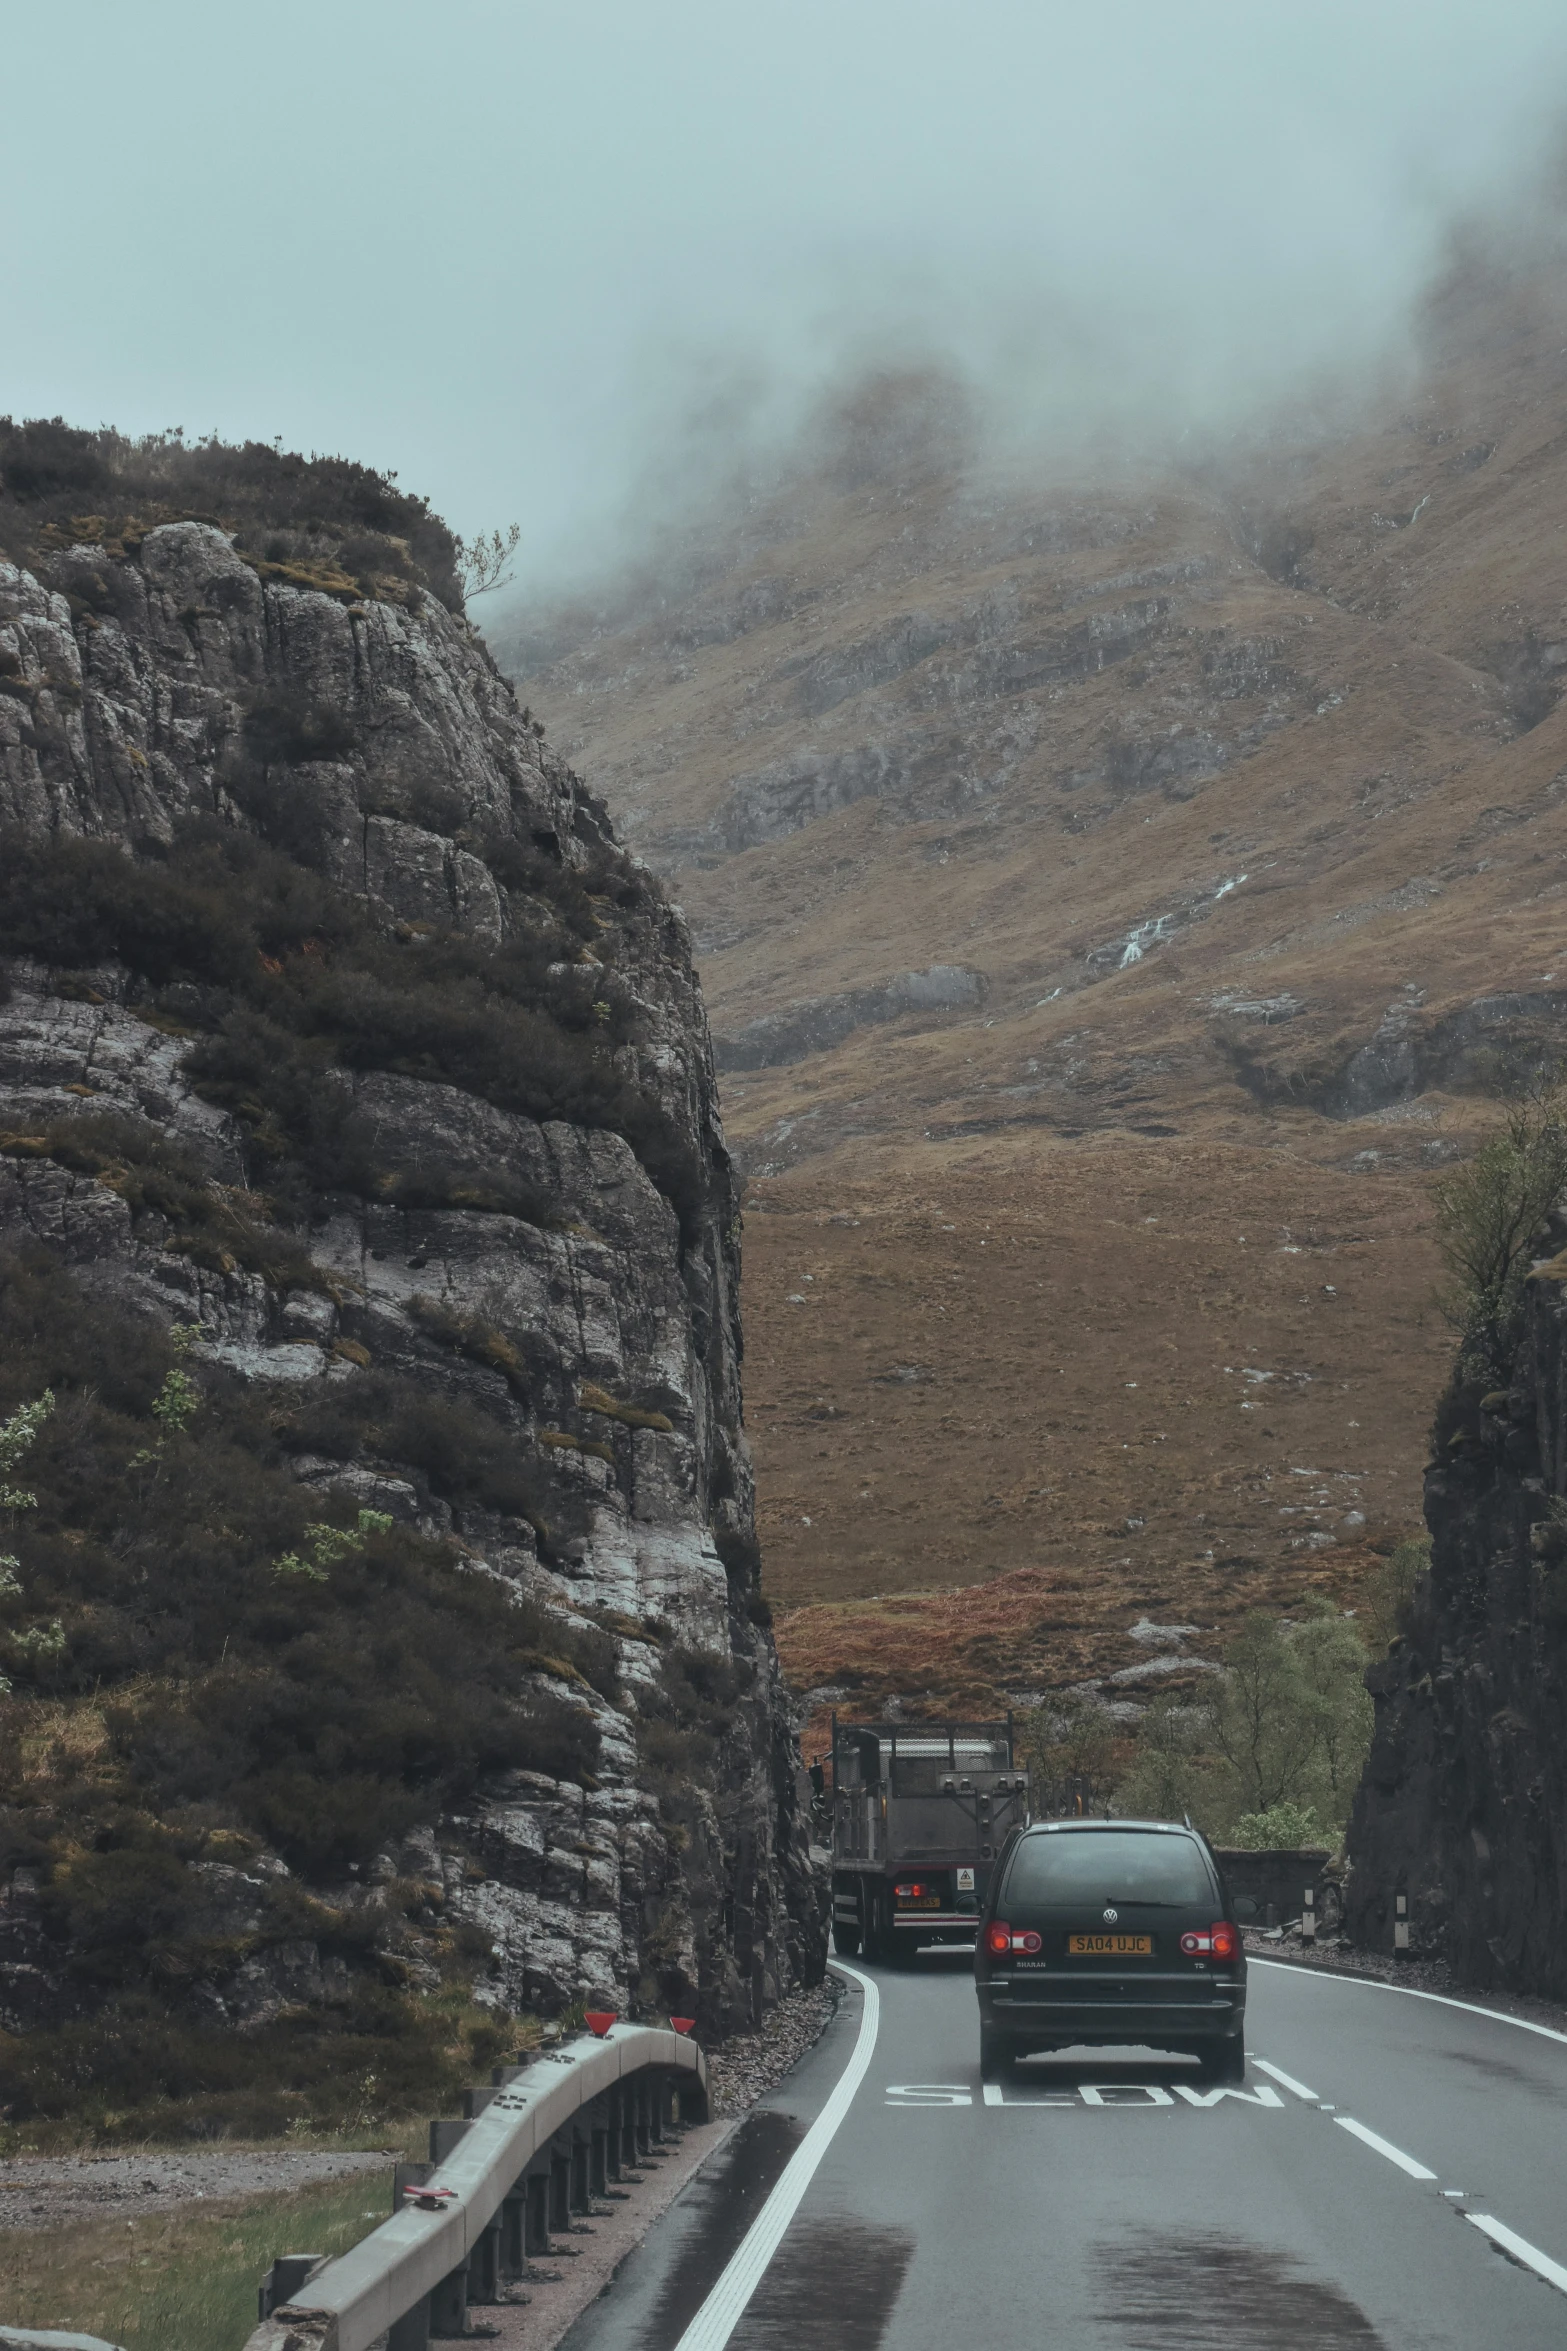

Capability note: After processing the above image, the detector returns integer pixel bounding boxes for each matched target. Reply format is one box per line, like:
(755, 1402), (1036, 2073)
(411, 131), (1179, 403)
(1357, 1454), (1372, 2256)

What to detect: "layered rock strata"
(0, 519), (824, 2036)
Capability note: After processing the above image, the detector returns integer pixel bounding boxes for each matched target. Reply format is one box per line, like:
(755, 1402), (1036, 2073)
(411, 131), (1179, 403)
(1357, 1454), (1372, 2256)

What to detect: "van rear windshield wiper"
(1085, 1897), (1191, 1908)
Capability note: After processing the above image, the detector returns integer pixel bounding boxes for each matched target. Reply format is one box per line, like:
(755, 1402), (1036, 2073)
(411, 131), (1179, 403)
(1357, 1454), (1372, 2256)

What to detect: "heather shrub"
(635, 1646), (746, 1813)
(243, 688), (362, 767)
(0, 417), (464, 610)
(0, 1983), (490, 2137)
(0, 1254), (602, 1923)
(296, 1374), (558, 1532)
(0, 821), (705, 1233)
(0, 1116), (328, 1293)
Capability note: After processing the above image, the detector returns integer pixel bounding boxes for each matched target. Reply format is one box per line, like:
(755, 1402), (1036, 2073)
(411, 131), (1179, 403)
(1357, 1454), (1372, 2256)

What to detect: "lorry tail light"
(894, 1883), (927, 1899)
(1180, 1922), (1242, 1959)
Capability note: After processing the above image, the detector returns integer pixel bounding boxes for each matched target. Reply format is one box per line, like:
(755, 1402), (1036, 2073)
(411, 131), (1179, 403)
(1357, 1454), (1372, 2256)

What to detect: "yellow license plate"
(1068, 1933), (1153, 1956)
(900, 1896), (942, 1908)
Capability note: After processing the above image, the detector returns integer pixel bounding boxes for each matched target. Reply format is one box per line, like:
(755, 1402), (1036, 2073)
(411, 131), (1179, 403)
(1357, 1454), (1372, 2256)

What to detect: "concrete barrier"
(244, 2024), (706, 2351)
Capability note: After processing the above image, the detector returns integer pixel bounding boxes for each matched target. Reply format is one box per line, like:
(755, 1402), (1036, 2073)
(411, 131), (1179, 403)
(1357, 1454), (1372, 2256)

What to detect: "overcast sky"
(6, 2), (1567, 591)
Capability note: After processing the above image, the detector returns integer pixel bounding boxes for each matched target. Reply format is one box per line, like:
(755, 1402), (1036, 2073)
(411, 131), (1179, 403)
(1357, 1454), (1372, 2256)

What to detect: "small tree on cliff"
(1434, 1080), (1567, 1378)
(455, 523), (521, 603)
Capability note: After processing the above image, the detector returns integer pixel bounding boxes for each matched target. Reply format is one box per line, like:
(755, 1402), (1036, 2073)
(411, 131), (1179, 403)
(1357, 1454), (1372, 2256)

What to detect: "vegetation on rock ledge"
(0, 417), (465, 612)
(0, 1251), (609, 2136)
(0, 822), (705, 1236)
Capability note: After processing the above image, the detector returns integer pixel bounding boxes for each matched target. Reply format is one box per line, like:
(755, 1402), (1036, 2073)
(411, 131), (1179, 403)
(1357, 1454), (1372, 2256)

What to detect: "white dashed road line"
(1464, 2213), (1567, 2295)
(1252, 2058), (1319, 2102)
(1255, 1972), (1567, 2297)
(1332, 2116), (1438, 2180)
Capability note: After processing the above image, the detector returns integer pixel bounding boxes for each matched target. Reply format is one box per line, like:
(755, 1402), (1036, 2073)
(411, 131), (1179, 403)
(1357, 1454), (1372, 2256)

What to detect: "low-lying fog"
(6, 1), (1567, 591)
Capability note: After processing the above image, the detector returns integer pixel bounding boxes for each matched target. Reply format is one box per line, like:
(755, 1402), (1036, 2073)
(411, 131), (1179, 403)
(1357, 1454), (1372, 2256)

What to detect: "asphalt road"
(561, 1950), (1567, 2350)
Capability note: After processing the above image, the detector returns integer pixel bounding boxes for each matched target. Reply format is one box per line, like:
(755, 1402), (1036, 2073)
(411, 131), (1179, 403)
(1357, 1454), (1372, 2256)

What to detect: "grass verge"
(0, 2166), (393, 2350)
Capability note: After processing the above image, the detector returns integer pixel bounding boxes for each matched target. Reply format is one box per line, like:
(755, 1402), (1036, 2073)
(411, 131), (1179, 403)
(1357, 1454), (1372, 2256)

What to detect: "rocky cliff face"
(0, 497), (824, 2092)
(1347, 1254), (1567, 1997)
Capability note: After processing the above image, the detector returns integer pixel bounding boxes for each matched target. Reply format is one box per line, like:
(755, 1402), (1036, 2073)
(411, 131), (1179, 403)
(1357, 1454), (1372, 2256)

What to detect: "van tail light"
(1181, 1922), (1242, 1960)
(984, 1922), (1042, 1956)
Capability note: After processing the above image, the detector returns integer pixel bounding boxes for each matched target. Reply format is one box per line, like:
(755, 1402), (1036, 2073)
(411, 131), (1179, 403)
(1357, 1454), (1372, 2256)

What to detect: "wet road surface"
(561, 1952), (1567, 2349)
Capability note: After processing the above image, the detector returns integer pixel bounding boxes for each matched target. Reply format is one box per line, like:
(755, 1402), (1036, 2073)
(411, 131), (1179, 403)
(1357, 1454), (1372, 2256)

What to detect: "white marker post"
(1301, 1885), (1316, 1946)
(1394, 1891), (1410, 1954)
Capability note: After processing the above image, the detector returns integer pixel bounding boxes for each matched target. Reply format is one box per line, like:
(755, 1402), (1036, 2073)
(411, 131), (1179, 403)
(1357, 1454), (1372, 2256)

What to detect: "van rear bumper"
(979, 1982), (1244, 2045)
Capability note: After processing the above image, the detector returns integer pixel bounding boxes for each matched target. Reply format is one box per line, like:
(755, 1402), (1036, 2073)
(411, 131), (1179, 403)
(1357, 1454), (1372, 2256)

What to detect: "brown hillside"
(497, 251), (1567, 1715)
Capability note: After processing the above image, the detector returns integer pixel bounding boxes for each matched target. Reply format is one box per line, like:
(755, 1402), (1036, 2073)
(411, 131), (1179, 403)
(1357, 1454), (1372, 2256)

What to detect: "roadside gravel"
(0, 2149), (391, 2235)
(704, 1977), (842, 2116)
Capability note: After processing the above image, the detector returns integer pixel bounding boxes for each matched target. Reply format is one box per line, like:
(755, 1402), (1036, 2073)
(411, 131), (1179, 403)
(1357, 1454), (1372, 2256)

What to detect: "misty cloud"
(4, 1), (1567, 591)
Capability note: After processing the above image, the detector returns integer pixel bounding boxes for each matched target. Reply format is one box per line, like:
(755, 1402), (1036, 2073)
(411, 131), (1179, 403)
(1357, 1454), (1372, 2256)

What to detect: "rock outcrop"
(1347, 1252), (1567, 1997)
(0, 502), (825, 2060)
(714, 964), (986, 1073)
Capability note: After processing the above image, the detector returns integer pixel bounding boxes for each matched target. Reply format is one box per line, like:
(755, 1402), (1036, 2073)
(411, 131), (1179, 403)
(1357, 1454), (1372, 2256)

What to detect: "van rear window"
(1004, 1830), (1213, 1908)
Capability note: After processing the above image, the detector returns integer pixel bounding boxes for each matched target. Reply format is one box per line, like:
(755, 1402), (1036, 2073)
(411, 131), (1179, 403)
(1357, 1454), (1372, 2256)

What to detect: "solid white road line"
(1333, 2116), (1438, 2180)
(671, 1962), (880, 2351)
(1465, 2212), (1567, 2296)
(1250, 1956), (1567, 2051)
(1253, 2058), (1319, 2102)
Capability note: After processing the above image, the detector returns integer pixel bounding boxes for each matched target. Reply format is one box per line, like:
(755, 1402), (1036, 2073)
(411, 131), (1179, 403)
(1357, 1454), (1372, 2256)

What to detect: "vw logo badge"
(1103, 1906), (1119, 1924)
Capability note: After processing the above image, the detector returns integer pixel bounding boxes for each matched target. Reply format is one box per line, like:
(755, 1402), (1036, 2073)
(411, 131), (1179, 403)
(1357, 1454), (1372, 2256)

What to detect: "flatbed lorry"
(827, 1716), (1030, 1961)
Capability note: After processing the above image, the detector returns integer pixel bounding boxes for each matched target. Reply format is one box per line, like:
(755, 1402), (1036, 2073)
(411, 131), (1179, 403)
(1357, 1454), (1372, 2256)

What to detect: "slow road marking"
(974, 2079), (1284, 2109)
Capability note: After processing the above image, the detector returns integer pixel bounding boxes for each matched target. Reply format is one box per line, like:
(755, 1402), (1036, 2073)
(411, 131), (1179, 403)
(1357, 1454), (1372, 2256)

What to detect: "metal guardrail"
(245, 2024), (707, 2351)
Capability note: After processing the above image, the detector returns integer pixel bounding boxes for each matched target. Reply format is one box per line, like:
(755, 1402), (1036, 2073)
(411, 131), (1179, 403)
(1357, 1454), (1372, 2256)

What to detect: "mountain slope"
(501, 253), (1567, 1711)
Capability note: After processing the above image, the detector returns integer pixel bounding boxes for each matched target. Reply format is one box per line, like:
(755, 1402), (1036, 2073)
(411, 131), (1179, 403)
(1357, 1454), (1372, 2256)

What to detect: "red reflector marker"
(670, 2016), (695, 2035)
(585, 2010), (618, 2037)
